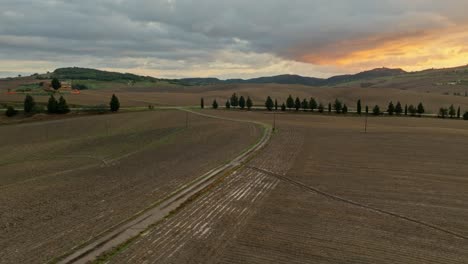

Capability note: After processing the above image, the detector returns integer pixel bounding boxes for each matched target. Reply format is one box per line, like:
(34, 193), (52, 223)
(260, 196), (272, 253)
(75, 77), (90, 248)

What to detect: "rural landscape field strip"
(0, 110), (264, 264)
(56, 109), (271, 263)
(108, 125), (304, 263)
(248, 166), (468, 241)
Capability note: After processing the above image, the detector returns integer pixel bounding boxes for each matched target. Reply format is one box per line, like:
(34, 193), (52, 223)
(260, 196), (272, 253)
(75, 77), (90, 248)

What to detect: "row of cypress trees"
(203, 94), (468, 120)
(5, 94), (121, 117)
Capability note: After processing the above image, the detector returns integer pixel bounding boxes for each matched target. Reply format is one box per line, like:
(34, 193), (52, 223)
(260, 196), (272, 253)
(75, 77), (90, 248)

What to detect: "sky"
(1, 0), (468, 79)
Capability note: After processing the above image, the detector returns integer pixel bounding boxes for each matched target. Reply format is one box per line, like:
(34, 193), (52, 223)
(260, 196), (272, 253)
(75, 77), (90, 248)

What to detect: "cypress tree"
(365, 105), (369, 114)
(230, 93), (239, 108)
(357, 99), (362, 115)
(373, 105), (380, 115)
(309, 98), (318, 112)
(24, 94), (36, 114)
(294, 97), (301, 111)
(318, 103), (324, 113)
(439, 107), (448, 118)
(47, 95), (58, 114)
(449, 104), (456, 118)
(225, 100), (231, 109)
(457, 106), (461, 119)
(404, 104), (408, 115)
(246, 97), (253, 110)
(281, 103), (286, 111)
(342, 104), (348, 114)
(212, 99), (218, 109)
(239, 96), (246, 109)
(301, 98), (309, 111)
(395, 102), (403, 115)
(265, 96), (274, 111)
(51, 78), (61, 90)
(387, 101), (395, 115)
(328, 103), (332, 113)
(333, 99), (343, 113)
(57, 96), (70, 114)
(274, 99), (278, 111)
(417, 102), (425, 117)
(408, 105), (416, 116)
(110, 94), (120, 112)
(200, 98), (204, 109)
(286, 95), (294, 110)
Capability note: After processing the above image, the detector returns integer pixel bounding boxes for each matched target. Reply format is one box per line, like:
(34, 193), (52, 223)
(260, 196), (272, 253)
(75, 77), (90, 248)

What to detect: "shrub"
(5, 106), (18, 117)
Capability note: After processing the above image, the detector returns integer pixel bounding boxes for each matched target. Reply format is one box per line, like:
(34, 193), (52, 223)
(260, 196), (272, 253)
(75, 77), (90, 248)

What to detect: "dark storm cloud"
(1, 0), (467, 77)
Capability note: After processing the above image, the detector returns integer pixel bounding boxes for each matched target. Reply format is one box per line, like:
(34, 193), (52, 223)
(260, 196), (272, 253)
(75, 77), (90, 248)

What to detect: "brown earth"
(0, 110), (262, 263)
(108, 110), (468, 263)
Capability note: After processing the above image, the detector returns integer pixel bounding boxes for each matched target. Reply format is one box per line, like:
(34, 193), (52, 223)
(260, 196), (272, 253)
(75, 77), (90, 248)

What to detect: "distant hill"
(51, 67), (160, 82)
(179, 67), (407, 86)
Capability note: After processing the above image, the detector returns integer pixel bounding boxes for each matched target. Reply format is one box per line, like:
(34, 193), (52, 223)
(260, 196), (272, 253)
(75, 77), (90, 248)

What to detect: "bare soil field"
(105, 110), (468, 263)
(0, 110), (262, 263)
(2, 82), (468, 114)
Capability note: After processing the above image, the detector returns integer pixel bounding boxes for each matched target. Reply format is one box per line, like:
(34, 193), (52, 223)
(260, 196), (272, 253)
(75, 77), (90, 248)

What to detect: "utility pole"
(364, 112), (368, 133)
(273, 112), (276, 131)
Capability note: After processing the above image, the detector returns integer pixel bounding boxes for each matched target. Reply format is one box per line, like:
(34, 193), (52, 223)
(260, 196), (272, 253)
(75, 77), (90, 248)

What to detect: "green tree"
(464, 112), (468, 120)
(417, 102), (425, 117)
(395, 102), (403, 115)
(373, 105), (380, 115)
(294, 97), (301, 111)
(274, 99), (278, 111)
(200, 98), (204, 109)
(110, 94), (120, 112)
(281, 103), (286, 111)
(57, 96), (70, 114)
(212, 99), (218, 109)
(309, 98), (318, 112)
(265, 96), (274, 111)
(408, 104), (417, 116)
(286, 95), (294, 110)
(47, 95), (58, 113)
(51, 78), (61, 90)
(225, 100), (231, 109)
(342, 104), (348, 114)
(365, 105), (369, 114)
(333, 99), (343, 113)
(457, 106), (461, 119)
(246, 97), (253, 110)
(230, 93), (239, 108)
(387, 101), (395, 115)
(24, 94), (36, 114)
(301, 98), (309, 111)
(405, 104), (408, 116)
(239, 96), (246, 109)
(318, 103), (324, 113)
(5, 106), (18, 117)
(357, 99), (362, 115)
(439, 107), (448, 118)
(449, 104), (456, 118)
(328, 103), (332, 113)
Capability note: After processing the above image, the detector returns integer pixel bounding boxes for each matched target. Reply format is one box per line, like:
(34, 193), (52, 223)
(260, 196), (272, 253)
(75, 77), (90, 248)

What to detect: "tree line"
(5, 94), (121, 117)
(202, 94), (468, 120)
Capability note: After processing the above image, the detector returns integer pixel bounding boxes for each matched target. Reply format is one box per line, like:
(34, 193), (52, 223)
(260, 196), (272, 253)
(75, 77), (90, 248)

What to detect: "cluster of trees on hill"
(204, 94), (468, 121)
(4, 94), (121, 117)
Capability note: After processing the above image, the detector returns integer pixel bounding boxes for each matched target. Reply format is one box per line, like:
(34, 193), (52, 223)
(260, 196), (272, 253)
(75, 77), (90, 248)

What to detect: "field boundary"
(249, 166), (468, 241)
(53, 108), (272, 264)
